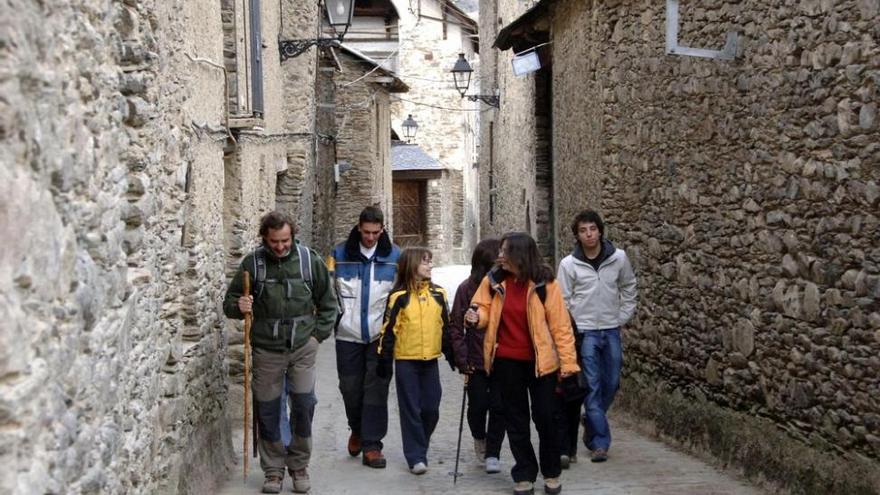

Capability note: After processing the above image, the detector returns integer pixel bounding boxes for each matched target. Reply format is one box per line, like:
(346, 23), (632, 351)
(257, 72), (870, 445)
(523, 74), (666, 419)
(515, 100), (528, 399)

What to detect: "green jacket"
(223, 244), (338, 352)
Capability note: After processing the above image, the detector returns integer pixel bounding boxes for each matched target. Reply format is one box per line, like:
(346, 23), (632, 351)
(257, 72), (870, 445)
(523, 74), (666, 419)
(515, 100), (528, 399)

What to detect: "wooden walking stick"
(242, 271), (252, 482)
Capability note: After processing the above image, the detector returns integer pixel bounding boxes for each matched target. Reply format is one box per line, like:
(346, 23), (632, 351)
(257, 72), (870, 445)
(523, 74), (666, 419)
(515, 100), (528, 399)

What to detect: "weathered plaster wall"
(544, 0), (880, 491)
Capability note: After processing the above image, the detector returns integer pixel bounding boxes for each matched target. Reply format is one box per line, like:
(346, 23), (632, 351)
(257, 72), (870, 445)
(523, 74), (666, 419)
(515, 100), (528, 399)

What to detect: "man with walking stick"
(224, 211), (338, 493)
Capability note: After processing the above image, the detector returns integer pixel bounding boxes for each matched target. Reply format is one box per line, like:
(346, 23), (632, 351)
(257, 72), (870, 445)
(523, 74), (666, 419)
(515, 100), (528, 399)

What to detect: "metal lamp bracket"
(665, 0), (737, 61)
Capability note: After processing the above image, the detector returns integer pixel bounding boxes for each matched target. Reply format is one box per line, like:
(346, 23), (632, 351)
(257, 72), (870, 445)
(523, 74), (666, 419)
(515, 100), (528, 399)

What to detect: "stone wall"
(424, 171), (456, 264)
(492, 0), (880, 491)
(1, 0), (327, 493)
(333, 53), (394, 245)
(478, 0), (546, 245)
(1, 0), (235, 492)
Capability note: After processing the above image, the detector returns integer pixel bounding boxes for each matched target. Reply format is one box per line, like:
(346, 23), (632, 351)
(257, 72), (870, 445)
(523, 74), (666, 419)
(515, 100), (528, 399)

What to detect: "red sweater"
(495, 277), (534, 361)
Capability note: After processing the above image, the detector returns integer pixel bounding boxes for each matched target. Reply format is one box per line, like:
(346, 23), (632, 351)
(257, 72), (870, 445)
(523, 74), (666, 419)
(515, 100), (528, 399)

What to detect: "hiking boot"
(261, 475), (283, 494)
(544, 477), (562, 494)
(347, 432), (361, 457)
(485, 456), (501, 474)
(362, 450), (387, 469)
(513, 481), (534, 495)
(474, 438), (487, 458)
(410, 462), (428, 475)
(591, 448), (608, 463)
(290, 468), (310, 493)
(560, 455), (570, 470)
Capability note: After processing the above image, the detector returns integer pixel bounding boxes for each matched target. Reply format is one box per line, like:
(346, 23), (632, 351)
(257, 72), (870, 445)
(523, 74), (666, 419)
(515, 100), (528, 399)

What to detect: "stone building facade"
(1, 0), (331, 493)
(476, 0), (553, 257)
(482, 0), (880, 492)
(331, 46), (407, 243)
(346, 0), (482, 263)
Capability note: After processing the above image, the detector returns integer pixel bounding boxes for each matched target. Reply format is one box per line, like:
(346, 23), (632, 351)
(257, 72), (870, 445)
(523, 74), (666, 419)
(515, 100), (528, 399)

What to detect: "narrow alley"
(3, 0), (878, 494)
(217, 266), (758, 495)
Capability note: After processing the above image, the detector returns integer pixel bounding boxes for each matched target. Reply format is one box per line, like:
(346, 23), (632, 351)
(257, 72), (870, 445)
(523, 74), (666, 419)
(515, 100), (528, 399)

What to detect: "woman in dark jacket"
(448, 238), (505, 474)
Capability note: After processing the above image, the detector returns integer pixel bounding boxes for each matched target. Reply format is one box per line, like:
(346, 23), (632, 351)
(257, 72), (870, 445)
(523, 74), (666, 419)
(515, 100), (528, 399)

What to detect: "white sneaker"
(485, 456), (501, 474)
(410, 462), (427, 475)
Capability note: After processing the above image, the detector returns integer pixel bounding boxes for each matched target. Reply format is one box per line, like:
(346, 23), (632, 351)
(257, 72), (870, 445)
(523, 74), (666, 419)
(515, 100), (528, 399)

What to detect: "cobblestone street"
(218, 267), (760, 495)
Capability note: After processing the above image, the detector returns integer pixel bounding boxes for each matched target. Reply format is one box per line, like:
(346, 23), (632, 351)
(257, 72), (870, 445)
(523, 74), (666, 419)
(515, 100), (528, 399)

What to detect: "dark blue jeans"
(395, 359), (442, 467)
(580, 328), (622, 451)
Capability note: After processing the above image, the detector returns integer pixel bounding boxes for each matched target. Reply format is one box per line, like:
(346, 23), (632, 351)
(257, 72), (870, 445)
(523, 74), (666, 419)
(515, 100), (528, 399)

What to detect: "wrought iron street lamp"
(402, 114), (419, 142)
(450, 53), (500, 108)
(279, 0), (356, 61)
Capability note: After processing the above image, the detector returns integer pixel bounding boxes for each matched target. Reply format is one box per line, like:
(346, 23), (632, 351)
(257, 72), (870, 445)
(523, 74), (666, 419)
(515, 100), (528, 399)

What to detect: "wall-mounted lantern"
(279, 0), (356, 61)
(450, 53), (500, 108)
(402, 114), (419, 142)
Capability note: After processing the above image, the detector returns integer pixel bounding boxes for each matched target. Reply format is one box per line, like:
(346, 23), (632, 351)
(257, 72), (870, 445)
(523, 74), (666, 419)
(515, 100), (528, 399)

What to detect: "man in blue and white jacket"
(327, 206), (401, 469)
(557, 209), (638, 464)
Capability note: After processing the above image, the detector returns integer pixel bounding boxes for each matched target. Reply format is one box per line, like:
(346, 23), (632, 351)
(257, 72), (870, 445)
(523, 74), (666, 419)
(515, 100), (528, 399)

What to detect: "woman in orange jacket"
(465, 232), (579, 495)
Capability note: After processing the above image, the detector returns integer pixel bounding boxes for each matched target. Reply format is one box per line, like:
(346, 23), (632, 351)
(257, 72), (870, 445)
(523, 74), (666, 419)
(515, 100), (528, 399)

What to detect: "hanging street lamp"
(402, 114), (419, 142)
(449, 53), (500, 108)
(279, 0), (356, 61)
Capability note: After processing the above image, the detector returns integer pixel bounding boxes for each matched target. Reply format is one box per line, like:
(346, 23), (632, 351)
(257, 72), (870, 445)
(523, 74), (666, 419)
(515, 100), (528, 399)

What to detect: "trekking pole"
(242, 272), (252, 482)
(452, 303), (479, 484)
(453, 373), (468, 484)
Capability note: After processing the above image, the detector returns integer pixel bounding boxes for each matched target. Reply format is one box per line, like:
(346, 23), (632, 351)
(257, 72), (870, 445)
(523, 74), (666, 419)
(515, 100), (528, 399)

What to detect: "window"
(221, 0), (263, 120)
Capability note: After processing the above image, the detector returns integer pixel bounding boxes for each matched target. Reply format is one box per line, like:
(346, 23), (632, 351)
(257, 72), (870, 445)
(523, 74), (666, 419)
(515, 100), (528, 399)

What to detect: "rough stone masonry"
(0, 0), (240, 492)
(0, 0), (328, 491)
(480, 0), (879, 492)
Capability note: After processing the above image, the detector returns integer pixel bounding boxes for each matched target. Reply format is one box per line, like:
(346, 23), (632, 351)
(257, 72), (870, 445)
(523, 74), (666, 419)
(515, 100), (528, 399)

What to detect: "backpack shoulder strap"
(535, 284), (547, 305)
(428, 284), (450, 327)
(253, 247), (267, 298)
(297, 244), (313, 294)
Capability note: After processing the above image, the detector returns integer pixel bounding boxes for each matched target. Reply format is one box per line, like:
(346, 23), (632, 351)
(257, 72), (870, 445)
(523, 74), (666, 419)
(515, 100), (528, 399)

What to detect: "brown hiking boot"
(347, 432), (361, 457)
(290, 468), (310, 493)
(362, 449), (387, 468)
(261, 475), (283, 494)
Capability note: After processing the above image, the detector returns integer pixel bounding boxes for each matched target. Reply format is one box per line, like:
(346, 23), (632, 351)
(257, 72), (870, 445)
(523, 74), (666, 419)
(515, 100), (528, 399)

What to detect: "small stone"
(784, 284), (801, 318)
(860, 103), (877, 130)
(866, 181), (879, 205)
(706, 358), (723, 385)
(743, 198), (761, 212)
(772, 280), (787, 310)
(840, 269), (860, 290)
(803, 282), (821, 321)
(782, 254), (799, 277)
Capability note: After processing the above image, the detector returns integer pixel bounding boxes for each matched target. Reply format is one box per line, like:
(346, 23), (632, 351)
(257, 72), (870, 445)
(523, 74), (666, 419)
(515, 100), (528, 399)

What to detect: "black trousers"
(493, 358), (561, 482)
(336, 339), (392, 452)
(555, 396), (582, 457)
(467, 370), (506, 458)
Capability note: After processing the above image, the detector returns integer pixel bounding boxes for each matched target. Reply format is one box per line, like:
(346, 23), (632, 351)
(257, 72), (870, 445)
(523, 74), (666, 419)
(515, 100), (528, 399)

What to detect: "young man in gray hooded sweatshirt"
(556, 210), (637, 463)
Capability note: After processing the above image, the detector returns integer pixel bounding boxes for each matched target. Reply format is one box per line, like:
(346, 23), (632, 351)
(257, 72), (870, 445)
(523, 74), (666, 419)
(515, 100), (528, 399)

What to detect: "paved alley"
(218, 266), (761, 495)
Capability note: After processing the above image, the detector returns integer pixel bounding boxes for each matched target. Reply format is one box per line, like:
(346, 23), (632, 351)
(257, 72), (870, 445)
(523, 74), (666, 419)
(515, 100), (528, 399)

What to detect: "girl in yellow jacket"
(377, 247), (449, 474)
(464, 232), (579, 495)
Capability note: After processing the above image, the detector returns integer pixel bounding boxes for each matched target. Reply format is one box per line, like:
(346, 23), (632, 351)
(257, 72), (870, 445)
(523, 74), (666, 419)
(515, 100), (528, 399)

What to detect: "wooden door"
(392, 180), (426, 247)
